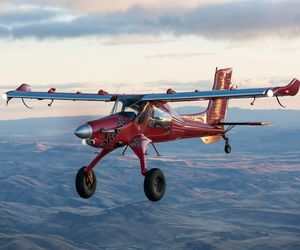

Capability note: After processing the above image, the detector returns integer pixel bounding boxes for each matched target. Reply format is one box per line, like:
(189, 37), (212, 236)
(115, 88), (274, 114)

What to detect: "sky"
(0, 0), (300, 120)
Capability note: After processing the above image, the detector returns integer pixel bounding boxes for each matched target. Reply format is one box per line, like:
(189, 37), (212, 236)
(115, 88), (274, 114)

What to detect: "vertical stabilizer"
(206, 68), (232, 125)
(180, 68), (233, 144)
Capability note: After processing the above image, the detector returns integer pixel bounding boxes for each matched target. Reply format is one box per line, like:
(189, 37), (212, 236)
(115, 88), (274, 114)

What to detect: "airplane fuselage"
(75, 102), (224, 149)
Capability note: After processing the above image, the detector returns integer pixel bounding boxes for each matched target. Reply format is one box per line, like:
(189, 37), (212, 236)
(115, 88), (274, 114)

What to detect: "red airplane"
(3, 68), (299, 202)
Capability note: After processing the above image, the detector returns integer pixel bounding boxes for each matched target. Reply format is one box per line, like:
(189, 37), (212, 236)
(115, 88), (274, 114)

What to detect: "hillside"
(0, 109), (299, 249)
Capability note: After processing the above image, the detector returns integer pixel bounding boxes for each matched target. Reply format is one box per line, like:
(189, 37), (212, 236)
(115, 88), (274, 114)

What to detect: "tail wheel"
(75, 166), (97, 199)
(225, 144), (231, 154)
(144, 168), (166, 202)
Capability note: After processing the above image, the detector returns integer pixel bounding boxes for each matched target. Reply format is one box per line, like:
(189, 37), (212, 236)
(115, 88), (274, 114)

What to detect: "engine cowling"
(74, 114), (131, 148)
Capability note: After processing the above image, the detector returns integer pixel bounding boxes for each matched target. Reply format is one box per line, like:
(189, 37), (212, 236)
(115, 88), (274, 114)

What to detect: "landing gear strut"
(129, 135), (167, 201)
(75, 135), (167, 202)
(75, 148), (113, 199)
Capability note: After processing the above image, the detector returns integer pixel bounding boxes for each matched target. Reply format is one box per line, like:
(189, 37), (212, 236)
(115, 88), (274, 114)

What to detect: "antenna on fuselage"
(115, 83), (124, 94)
(109, 83), (124, 115)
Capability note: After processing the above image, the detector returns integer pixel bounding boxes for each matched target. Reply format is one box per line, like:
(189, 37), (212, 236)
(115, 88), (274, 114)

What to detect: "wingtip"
(273, 78), (300, 96)
(3, 92), (12, 106)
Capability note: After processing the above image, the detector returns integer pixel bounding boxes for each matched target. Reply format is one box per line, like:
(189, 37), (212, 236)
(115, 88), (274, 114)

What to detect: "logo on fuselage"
(103, 117), (127, 146)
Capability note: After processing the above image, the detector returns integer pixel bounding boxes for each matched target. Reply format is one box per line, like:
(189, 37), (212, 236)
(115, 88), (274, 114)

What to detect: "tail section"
(180, 67), (233, 125)
(205, 68), (232, 125)
(201, 68), (232, 144)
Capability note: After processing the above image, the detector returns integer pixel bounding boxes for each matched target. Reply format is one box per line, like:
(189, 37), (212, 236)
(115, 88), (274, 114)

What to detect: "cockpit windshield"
(110, 98), (141, 120)
(110, 99), (172, 125)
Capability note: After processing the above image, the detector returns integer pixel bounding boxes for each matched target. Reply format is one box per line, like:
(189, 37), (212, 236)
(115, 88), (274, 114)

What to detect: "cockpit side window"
(149, 107), (172, 128)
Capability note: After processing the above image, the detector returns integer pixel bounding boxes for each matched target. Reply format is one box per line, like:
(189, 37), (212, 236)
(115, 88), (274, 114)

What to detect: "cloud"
(1, 0), (300, 41)
(0, 25), (9, 37)
(141, 80), (213, 92)
(0, 8), (57, 25)
(0, 0), (233, 13)
(238, 77), (293, 88)
(147, 52), (219, 59)
(33, 82), (93, 91)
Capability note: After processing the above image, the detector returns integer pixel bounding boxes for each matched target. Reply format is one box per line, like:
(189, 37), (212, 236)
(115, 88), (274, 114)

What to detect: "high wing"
(142, 78), (300, 102)
(3, 78), (299, 104)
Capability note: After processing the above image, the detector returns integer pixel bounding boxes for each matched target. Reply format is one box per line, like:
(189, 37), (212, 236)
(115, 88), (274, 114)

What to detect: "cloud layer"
(0, 0), (300, 40)
(0, 0), (232, 13)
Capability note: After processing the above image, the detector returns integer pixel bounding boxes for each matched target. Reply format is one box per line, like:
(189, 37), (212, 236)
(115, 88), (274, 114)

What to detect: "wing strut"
(151, 142), (161, 157)
(121, 142), (160, 156)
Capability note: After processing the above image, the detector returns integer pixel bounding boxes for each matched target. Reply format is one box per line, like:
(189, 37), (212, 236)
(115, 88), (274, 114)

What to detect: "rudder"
(206, 68), (232, 125)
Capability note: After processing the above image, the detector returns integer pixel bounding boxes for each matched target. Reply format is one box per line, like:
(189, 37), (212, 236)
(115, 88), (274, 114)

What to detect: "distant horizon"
(1, 106), (299, 122)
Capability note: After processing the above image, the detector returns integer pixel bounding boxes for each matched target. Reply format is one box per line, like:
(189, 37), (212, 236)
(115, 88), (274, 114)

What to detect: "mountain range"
(0, 108), (299, 249)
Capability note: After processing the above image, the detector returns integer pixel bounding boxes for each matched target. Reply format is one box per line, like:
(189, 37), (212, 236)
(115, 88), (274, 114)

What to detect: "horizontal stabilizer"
(218, 121), (271, 126)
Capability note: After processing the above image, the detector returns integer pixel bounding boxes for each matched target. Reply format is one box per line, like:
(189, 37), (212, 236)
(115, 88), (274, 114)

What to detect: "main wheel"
(144, 168), (166, 202)
(75, 167), (97, 199)
(225, 144), (231, 154)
